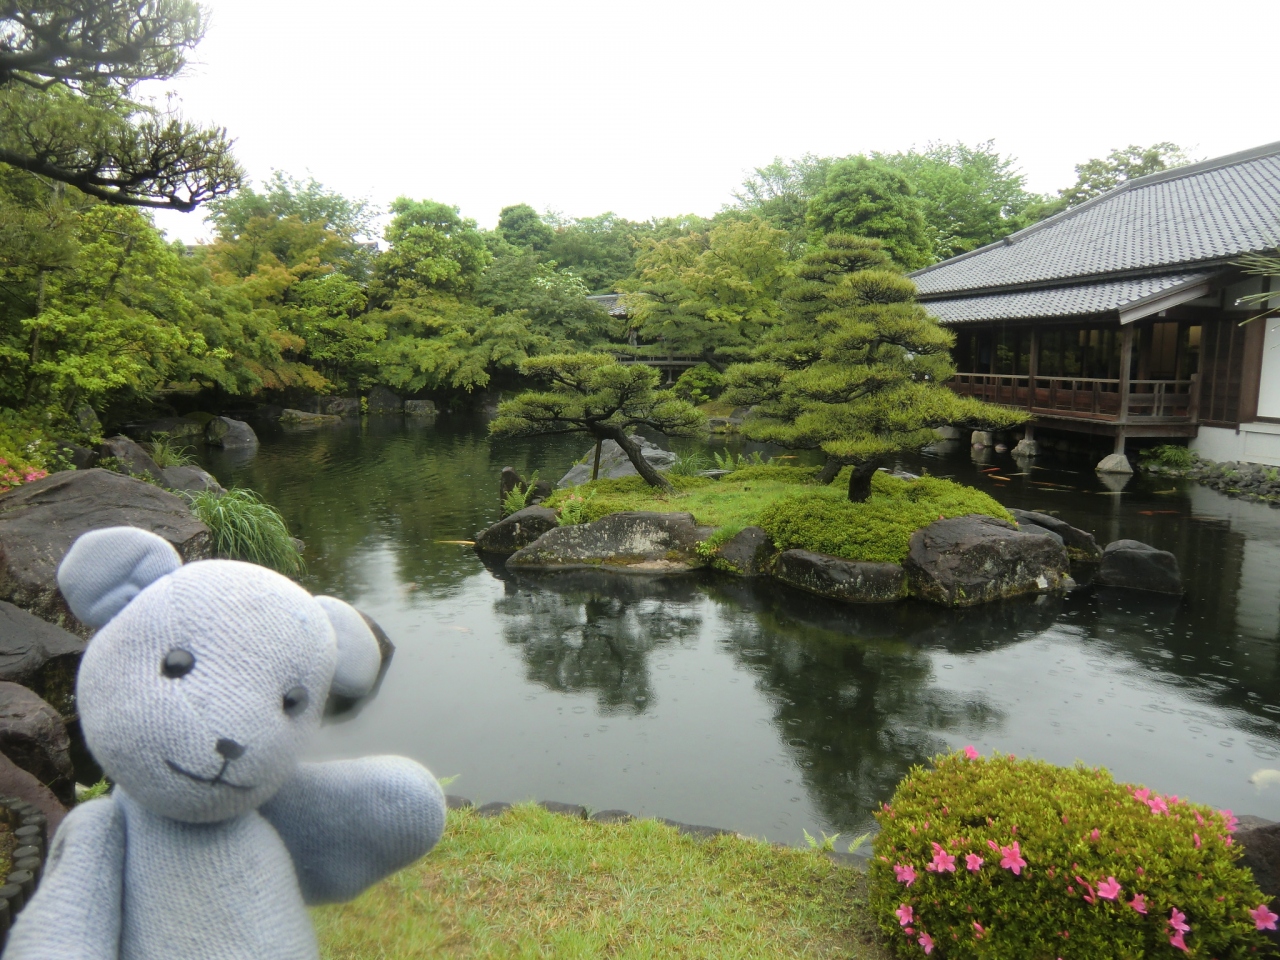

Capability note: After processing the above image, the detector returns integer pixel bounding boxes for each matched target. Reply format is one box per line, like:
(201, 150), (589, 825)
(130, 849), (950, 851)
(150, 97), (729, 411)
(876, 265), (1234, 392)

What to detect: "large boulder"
(1096, 539), (1183, 595)
(1009, 509), (1103, 561)
(404, 399), (438, 418)
(507, 511), (709, 572)
(280, 408), (340, 427)
(204, 416), (259, 448)
(904, 514), (1072, 607)
(557, 437), (677, 488)
(123, 417), (205, 442)
(474, 506), (560, 555)
(318, 396), (361, 418)
(0, 469), (212, 635)
(0, 681), (73, 804)
(0, 748), (66, 834)
(712, 526), (777, 577)
(97, 435), (162, 479)
(775, 549), (906, 603)
(160, 465), (226, 497)
(0, 600), (84, 715)
(1235, 820), (1280, 950)
(366, 386), (403, 415)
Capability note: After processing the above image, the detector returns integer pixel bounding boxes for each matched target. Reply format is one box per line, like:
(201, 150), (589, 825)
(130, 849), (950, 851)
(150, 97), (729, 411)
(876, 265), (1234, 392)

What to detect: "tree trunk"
(847, 462), (879, 503)
(602, 427), (673, 492)
(701, 349), (727, 374)
(816, 457), (842, 485)
(591, 438), (603, 481)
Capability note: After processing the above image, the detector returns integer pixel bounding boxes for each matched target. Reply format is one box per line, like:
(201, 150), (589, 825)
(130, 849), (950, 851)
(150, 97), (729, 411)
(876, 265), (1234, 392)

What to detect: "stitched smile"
(165, 758), (252, 791)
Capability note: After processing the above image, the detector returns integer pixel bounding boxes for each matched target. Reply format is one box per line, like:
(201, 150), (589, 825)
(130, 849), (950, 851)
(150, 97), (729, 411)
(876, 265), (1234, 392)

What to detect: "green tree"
(874, 141), (1036, 258)
(724, 235), (1025, 501)
(474, 253), (610, 346)
(489, 353), (704, 491)
(373, 197), (491, 299)
(1024, 143), (1195, 221)
(496, 203), (554, 254)
(733, 154), (834, 249)
(806, 158), (933, 270)
(545, 212), (652, 293)
(619, 217), (792, 368)
(0, 0), (241, 209)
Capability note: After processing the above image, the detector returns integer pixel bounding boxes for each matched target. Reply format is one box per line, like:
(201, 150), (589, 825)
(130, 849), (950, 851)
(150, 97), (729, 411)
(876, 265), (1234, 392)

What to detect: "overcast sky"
(150, 0), (1280, 244)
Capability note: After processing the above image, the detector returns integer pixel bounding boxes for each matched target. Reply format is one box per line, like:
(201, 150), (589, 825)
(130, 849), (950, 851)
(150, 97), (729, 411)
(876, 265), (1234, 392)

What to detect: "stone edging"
(0, 795), (48, 945)
(444, 795), (872, 872)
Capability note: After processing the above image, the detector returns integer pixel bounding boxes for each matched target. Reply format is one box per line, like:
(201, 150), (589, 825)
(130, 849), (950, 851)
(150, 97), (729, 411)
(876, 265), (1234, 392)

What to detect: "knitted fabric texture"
(6, 527), (447, 960)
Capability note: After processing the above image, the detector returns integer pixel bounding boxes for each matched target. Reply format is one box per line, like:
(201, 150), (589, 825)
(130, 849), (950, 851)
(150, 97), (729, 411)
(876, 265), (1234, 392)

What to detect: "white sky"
(150, 0), (1280, 244)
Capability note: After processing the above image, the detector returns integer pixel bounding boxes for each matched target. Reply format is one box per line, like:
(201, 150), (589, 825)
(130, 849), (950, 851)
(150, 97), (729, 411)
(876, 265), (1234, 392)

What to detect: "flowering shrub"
(0, 411), (56, 494)
(869, 750), (1274, 958)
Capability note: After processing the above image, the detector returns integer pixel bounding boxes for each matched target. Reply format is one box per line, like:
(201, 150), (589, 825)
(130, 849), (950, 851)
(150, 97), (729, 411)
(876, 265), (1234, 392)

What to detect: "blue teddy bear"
(6, 527), (447, 959)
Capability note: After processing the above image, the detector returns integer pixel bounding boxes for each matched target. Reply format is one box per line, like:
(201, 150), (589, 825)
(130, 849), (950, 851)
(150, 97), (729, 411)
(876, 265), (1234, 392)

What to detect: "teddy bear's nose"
(216, 738), (246, 760)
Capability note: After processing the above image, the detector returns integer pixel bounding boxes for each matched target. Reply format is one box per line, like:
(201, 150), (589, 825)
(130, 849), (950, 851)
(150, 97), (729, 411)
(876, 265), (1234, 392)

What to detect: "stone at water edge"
(0, 681), (74, 805)
(318, 396), (361, 418)
(1008, 509), (1103, 561)
(0, 600), (85, 714)
(713, 526), (778, 577)
(556, 436), (678, 488)
(1096, 453), (1134, 474)
(404, 399), (437, 418)
(1096, 539), (1183, 595)
(1232, 820), (1280, 950)
(204, 416), (259, 448)
(904, 514), (1072, 607)
(280, 408), (341, 426)
(499, 467), (524, 505)
(774, 549), (907, 603)
(0, 469), (211, 636)
(507, 511), (709, 572)
(366, 385), (404, 414)
(1012, 438), (1039, 457)
(97, 435), (162, 479)
(971, 430), (995, 447)
(160, 465), (226, 496)
(122, 417), (205, 442)
(474, 506), (560, 555)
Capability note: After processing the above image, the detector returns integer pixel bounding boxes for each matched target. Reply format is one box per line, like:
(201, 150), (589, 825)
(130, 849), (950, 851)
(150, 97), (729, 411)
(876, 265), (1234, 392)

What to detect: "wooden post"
(1027, 326), (1039, 411)
(1117, 323), (1135, 423)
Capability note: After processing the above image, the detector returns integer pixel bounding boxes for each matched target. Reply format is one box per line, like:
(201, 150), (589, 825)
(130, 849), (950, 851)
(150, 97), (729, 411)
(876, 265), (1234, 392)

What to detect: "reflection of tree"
(708, 581), (1059, 831)
(495, 570), (704, 713)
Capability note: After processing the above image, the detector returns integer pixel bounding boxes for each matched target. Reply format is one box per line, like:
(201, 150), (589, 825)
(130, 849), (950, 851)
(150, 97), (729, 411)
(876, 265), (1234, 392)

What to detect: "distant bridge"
(609, 353), (704, 382)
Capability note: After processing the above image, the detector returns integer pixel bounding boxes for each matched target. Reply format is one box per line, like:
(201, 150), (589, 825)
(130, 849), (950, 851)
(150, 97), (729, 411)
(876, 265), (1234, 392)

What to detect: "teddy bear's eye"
(162, 648), (196, 679)
(283, 686), (309, 717)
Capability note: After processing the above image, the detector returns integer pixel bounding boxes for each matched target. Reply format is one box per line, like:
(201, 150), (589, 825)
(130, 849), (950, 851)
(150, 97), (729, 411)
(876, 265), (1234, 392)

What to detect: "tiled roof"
(912, 142), (1280, 298)
(586, 294), (627, 317)
(923, 272), (1215, 325)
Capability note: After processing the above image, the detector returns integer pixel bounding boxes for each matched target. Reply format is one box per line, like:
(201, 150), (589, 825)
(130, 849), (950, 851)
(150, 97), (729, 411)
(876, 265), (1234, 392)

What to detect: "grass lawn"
(314, 803), (888, 959)
(541, 466), (1011, 565)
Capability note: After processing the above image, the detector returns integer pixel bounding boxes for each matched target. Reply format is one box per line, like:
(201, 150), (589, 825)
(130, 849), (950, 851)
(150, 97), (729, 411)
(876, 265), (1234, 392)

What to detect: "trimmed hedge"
(869, 751), (1275, 958)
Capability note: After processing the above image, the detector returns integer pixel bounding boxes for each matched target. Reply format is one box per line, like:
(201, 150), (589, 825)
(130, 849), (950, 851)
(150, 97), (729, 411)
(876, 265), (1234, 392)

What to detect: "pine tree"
(724, 235), (1026, 502)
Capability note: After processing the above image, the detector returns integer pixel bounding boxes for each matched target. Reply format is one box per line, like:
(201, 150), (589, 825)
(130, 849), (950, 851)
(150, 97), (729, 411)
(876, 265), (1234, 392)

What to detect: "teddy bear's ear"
(58, 526), (183, 627)
(314, 596), (382, 698)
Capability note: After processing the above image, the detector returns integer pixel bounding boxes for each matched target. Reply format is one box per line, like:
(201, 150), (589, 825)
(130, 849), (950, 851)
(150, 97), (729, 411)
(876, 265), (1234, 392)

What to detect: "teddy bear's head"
(58, 526), (383, 824)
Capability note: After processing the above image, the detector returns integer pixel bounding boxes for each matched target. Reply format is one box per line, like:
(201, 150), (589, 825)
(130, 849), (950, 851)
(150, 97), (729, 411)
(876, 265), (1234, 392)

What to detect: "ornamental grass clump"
(188, 488), (303, 576)
(869, 750), (1275, 958)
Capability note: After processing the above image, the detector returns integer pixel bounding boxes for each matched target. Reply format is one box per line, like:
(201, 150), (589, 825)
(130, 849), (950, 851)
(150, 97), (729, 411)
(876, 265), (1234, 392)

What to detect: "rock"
(279, 408), (340, 426)
(1008, 509), (1103, 561)
(590, 809), (634, 823)
(123, 417), (205, 442)
(474, 506), (560, 555)
(0, 601), (85, 714)
(1096, 539), (1183, 595)
(366, 386), (403, 415)
(660, 819), (735, 840)
(404, 399), (437, 418)
(96, 435), (162, 479)
(527, 479), (553, 505)
(507, 511), (708, 572)
(971, 430), (995, 447)
(445, 795), (473, 810)
(74, 404), (101, 436)
(713, 526), (777, 577)
(475, 801), (511, 818)
(774, 549), (907, 603)
(0, 748), (66, 835)
(935, 426), (964, 440)
(1012, 438), (1039, 457)
(1235, 821), (1280, 949)
(0, 469), (212, 635)
(204, 416), (259, 448)
(48, 439), (97, 470)
(318, 397), (361, 418)
(557, 437), (678, 488)
(1016, 521), (1064, 546)
(499, 467), (524, 505)
(904, 514), (1072, 607)
(159, 465), (225, 497)
(0, 681), (73, 804)
(539, 800), (588, 819)
(1096, 453), (1134, 474)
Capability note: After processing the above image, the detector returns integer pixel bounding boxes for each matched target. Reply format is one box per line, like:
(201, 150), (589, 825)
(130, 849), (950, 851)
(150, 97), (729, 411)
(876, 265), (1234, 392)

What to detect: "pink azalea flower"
(926, 842), (956, 873)
(987, 838), (999, 851)
(895, 863), (917, 886)
(1195, 811), (1204, 826)
(1133, 787), (1151, 802)
(1075, 876), (1097, 904)
(918, 932), (934, 955)
(1148, 795), (1169, 815)
(1193, 832), (1201, 849)
(1222, 809), (1239, 832)
(1169, 931), (1188, 952)
(1089, 828), (1100, 841)
(1168, 908), (1190, 934)
(999, 841), (1027, 875)
(1250, 904), (1279, 931)
(972, 921), (985, 938)
(1097, 877), (1121, 900)
(1129, 894), (1148, 914)
(896, 904), (914, 926)
(963, 745), (979, 760)
(965, 853), (984, 872)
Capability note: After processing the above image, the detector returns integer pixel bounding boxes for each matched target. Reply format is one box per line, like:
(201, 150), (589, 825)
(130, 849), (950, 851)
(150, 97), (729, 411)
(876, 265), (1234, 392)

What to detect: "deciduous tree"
(806, 158), (933, 270)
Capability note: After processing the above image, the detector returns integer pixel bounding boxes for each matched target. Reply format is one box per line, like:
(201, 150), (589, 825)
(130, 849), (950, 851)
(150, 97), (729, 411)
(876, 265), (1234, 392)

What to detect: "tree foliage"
(724, 235), (1025, 501)
(496, 203), (554, 254)
(806, 158), (933, 270)
(545, 212), (651, 293)
(374, 197), (491, 298)
(1058, 142), (1191, 209)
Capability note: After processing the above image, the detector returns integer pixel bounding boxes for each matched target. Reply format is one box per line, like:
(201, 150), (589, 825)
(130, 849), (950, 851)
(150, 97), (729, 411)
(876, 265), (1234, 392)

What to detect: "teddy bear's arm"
(5, 796), (124, 960)
(259, 756), (446, 905)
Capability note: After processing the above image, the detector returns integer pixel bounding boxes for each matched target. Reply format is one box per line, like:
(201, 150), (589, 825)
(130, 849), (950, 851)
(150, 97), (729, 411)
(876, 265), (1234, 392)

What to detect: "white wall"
(1192, 423), (1280, 466)
(1258, 316), (1280, 420)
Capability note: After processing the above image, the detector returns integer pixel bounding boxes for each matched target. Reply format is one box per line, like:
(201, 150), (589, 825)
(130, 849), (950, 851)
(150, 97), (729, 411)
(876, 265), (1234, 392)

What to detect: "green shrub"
(758, 473), (1011, 564)
(554, 487), (597, 526)
(870, 751), (1273, 959)
(0, 408), (82, 493)
(669, 452), (713, 477)
(501, 471), (540, 517)
(672, 363), (725, 403)
(147, 434), (197, 468)
(1140, 444), (1198, 469)
(188, 488), (304, 576)
(713, 449), (767, 472)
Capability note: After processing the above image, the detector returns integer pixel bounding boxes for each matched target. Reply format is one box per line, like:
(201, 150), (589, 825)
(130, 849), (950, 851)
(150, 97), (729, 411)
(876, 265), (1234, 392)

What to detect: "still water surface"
(199, 417), (1280, 845)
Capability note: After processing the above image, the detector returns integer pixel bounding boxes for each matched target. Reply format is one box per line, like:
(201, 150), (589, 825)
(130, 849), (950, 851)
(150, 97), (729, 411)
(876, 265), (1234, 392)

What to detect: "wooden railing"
(949, 373), (1196, 422)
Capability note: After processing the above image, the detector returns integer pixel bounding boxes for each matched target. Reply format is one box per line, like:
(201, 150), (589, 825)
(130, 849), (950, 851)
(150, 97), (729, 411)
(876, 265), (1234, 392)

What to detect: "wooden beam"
(1238, 276), (1270, 423)
(1027, 326), (1039, 411)
(1117, 324), (1135, 423)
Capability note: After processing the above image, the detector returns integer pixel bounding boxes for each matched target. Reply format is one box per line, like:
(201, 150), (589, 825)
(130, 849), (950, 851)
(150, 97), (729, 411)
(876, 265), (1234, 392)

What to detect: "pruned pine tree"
(724, 235), (1027, 502)
(489, 353), (704, 492)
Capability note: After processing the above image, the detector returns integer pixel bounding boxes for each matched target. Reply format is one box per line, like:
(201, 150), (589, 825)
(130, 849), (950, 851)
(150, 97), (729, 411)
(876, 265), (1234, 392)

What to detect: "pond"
(198, 416), (1280, 846)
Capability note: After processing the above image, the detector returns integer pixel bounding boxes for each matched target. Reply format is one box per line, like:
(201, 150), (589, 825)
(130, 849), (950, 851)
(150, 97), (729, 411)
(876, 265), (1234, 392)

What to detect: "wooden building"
(911, 142), (1280, 467)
